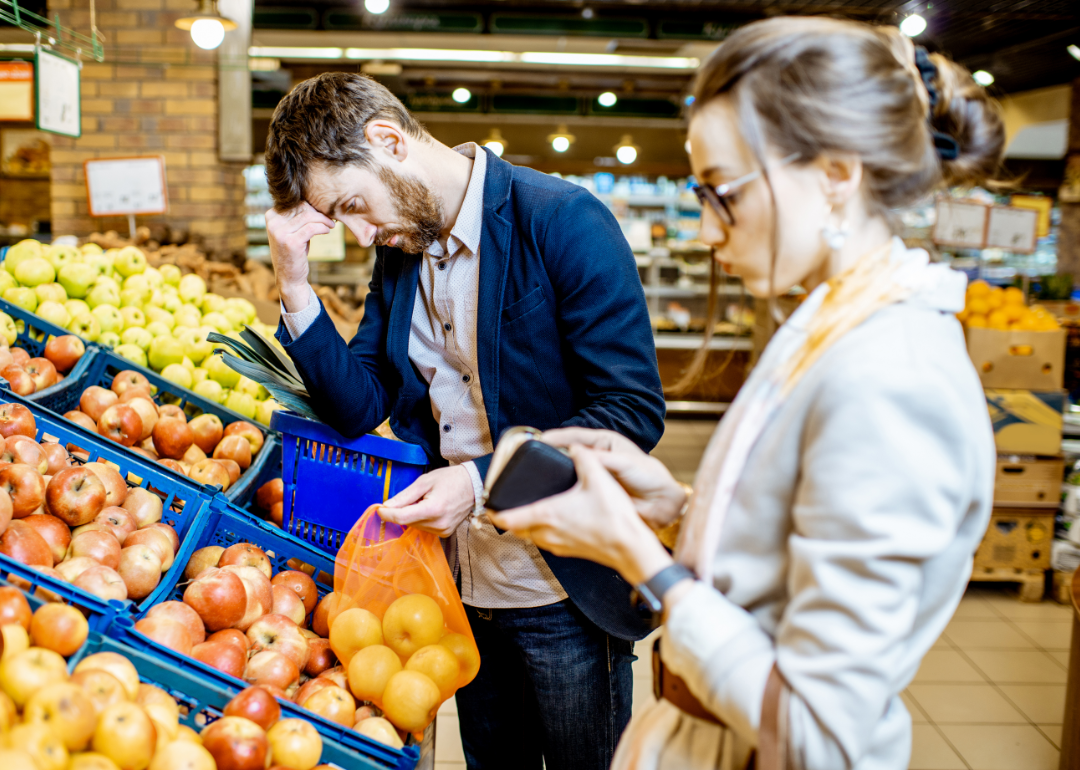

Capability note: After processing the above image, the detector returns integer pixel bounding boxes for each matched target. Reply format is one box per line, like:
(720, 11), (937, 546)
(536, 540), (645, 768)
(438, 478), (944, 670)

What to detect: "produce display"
(59, 369), (271, 493)
(958, 281), (1061, 331)
(0, 240), (283, 427)
(0, 334), (88, 396)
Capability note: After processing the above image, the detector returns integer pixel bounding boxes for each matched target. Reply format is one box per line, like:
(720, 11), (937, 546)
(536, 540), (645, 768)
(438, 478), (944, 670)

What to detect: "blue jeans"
(455, 600), (636, 770)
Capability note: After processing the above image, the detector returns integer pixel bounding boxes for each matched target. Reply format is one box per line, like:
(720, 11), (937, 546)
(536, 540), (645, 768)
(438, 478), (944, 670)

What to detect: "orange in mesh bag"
(330, 504), (480, 738)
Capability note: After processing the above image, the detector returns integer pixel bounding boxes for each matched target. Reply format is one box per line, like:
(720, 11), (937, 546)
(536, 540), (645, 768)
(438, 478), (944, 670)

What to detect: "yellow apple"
(381, 594), (443, 661)
(328, 608), (383, 667)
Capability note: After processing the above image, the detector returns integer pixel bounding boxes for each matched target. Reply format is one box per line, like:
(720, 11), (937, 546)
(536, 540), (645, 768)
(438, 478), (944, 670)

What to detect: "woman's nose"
(698, 206), (729, 249)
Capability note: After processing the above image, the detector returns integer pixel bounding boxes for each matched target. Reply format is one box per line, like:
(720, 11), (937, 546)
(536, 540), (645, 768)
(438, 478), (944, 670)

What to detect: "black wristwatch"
(630, 563), (695, 630)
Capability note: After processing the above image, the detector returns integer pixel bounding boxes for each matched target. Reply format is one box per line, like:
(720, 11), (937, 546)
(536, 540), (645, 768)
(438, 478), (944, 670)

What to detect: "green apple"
(181, 356), (195, 372)
(58, 263), (96, 299)
(36, 300), (70, 329)
(14, 257), (56, 287)
(160, 363), (193, 389)
(256, 398), (283, 427)
(194, 379), (224, 404)
(148, 335), (184, 371)
(94, 275), (121, 292)
(83, 252), (112, 278)
(181, 327), (214, 364)
(201, 312), (232, 334)
(174, 304), (202, 329)
(205, 354), (241, 389)
(87, 284), (120, 309)
(4, 287), (37, 312)
(67, 313), (101, 342)
(4, 239), (44, 274)
(225, 297), (259, 325)
(161, 293), (182, 313)
(179, 274), (207, 305)
(64, 299), (91, 319)
(225, 391), (257, 420)
(123, 274), (152, 302)
(0, 271), (16, 297)
(79, 242), (103, 257)
(98, 331), (121, 348)
(114, 344), (148, 368)
(115, 246), (147, 277)
(121, 327), (153, 351)
(143, 267), (164, 289)
(45, 244), (79, 271)
(236, 376), (269, 401)
(91, 304), (124, 335)
(145, 307), (175, 330)
(146, 290), (165, 309)
(0, 311), (16, 345)
(201, 293), (226, 314)
(35, 283), (67, 304)
(119, 289), (145, 309)
(120, 306), (146, 330)
(160, 264), (182, 287)
(192, 367), (209, 384)
(145, 321), (172, 339)
(222, 307), (247, 330)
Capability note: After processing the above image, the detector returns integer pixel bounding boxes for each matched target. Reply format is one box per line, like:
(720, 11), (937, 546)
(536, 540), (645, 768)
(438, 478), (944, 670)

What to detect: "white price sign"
(84, 156), (168, 217)
(986, 206), (1038, 254)
(35, 49), (81, 138)
(933, 199), (988, 249)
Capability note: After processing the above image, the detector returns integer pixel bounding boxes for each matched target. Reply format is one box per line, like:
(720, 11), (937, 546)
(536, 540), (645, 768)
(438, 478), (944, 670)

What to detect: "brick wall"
(46, 0), (248, 257)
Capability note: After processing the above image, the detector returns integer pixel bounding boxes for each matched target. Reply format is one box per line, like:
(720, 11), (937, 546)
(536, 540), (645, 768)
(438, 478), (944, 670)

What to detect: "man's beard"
(376, 166), (444, 254)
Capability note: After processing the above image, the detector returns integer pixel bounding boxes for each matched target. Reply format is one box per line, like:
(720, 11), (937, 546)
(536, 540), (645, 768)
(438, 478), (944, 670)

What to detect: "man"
(264, 72), (665, 769)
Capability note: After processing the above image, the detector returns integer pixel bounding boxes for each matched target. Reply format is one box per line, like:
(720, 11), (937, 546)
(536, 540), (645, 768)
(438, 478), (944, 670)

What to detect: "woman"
(488, 16), (1002, 770)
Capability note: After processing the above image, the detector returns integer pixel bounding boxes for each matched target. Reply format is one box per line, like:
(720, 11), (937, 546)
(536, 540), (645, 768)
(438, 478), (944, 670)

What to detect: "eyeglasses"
(691, 153), (800, 227)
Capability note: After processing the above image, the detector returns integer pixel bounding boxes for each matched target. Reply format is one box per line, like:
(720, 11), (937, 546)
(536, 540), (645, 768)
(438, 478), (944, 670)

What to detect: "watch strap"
(633, 563), (695, 613)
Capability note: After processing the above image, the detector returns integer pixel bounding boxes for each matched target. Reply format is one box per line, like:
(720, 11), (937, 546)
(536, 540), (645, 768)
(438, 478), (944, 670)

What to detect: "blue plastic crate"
(270, 411), (427, 554)
(121, 497), (419, 769)
(0, 553), (121, 632)
(0, 387), (216, 614)
(0, 297), (97, 403)
(30, 346), (279, 502)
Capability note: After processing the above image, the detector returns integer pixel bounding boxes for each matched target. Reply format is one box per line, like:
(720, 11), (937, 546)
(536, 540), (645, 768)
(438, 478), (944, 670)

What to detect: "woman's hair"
(670, 16), (1005, 394)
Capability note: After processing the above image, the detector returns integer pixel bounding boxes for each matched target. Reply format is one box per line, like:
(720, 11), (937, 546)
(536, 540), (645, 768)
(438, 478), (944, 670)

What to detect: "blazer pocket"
(502, 285), (546, 324)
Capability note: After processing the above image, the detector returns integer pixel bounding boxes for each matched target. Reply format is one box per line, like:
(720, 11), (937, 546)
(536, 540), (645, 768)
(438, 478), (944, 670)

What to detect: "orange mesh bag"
(331, 504), (480, 738)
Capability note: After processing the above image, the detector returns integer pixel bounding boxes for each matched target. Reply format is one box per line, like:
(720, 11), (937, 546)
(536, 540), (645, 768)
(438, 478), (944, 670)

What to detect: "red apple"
(85, 464), (127, 508)
(158, 404), (186, 423)
(0, 585), (32, 629)
(97, 404), (142, 448)
(0, 519), (53, 566)
(256, 480), (284, 512)
(2, 364), (35, 395)
(110, 370), (149, 396)
(200, 716), (270, 770)
(146, 601), (205, 645)
(302, 685), (354, 728)
(209, 628), (251, 652)
(244, 651), (300, 691)
(271, 585), (306, 626)
(224, 687), (281, 731)
(56, 555), (99, 582)
(188, 414), (224, 455)
(312, 593), (355, 639)
(150, 523), (179, 554)
(126, 399), (158, 442)
(134, 617), (192, 655)
(270, 571), (318, 615)
(69, 530), (122, 570)
(73, 565), (128, 602)
(3, 437), (48, 474)
(119, 487), (160, 528)
(292, 678), (333, 708)
(123, 528), (173, 572)
(304, 639), (336, 678)
(0, 404), (34, 440)
(191, 640), (247, 678)
(80, 387), (118, 422)
(220, 544), (272, 579)
(221, 564), (273, 631)
(214, 436), (251, 470)
(246, 614), (310, 671)
(152, 418), (193, 460)
(189, 459), (230, 490)
(316, 667), (347, 689)
(183, 567), (247, 631)
(223, 422), (264, 457)
(269, 502), (283, 528)
(215, 459), (241, 487)
(0, 348), (11, 371)
(0, 464), (46, 518)
(19, 514), (70, 563)
(24, 358), (57, 391)
(8, 348), (28, 366)
(44, 335), (85, 373)
(0, 487), (11, 535)
(64, 411), (98, 434)
(182, 443), (207, 466)
(117, 544), (162, 600)
(46, 466), (106, 526)
(95, 507), (137, 539)
(184, 545), (224, 581)
(39, 443), (69, 475)
(158, 459), (186, 476)
(117, 386), (152, 405)
(130, 447), (157, 463)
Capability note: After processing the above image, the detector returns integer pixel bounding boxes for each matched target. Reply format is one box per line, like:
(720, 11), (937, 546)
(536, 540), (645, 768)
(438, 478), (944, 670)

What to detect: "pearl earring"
(821, 205), (849, 251)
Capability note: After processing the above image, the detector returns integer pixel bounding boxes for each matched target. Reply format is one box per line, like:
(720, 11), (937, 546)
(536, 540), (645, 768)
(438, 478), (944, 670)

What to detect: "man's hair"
(265, 72), (429, 211)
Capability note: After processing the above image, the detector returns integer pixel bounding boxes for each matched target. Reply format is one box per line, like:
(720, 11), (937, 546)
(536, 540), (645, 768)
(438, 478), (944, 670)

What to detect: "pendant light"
(175, 0), (237, 50)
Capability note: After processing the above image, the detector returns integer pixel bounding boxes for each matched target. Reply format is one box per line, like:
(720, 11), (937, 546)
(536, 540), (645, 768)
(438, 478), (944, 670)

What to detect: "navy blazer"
(277, 147), (666, 640)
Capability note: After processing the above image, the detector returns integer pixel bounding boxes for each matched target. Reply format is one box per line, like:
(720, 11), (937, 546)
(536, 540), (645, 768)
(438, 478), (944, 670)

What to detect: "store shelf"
(596, 194), (701, 210)
(654, 334), (752, 351)
(665, 400), (731, 415)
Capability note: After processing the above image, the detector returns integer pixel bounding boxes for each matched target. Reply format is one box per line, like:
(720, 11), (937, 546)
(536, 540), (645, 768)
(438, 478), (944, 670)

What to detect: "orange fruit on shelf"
(1003, 287), (1025, 306)
(986, 288), (1005, 310)
(966, 315), (988, 329)
(967, 280), (991, 297)
(967, 298), (990, 317)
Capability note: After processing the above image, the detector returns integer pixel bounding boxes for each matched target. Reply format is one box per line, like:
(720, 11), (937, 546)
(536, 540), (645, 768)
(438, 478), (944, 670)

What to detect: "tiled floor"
(432, 419), (1075, 770)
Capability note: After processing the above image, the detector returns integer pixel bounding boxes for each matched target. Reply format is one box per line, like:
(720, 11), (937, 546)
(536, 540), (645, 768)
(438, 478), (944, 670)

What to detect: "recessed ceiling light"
(452, 88), (472, 103)
(900, 14), (927, 37)
(598, 92), (617, 107)
(614, 135), (639, 165)
(1068, 44), (1080, 61)
(973, 70), (994, 86)
(365, 0), (389, 14)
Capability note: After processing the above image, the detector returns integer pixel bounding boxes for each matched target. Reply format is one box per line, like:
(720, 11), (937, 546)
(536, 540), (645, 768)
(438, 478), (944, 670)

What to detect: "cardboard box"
(994, 456), (1064, 507)
(967, 327), (1066, 390)
(985, 389), (1066, 456)
(974, 508), (1055, 571)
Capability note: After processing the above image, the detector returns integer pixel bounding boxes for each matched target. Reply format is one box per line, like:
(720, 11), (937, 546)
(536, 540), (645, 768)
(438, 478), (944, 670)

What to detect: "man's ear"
(815, 152), (863, 206)
(364, 121), (409, 163)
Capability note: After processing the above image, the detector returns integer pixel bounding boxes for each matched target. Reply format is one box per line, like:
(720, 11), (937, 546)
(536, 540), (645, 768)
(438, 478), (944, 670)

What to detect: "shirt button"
(443, 425), (451, 433)
(462, 374), (470, 383)
(444, 323), (451, 331)
(438, 262), (447, 271)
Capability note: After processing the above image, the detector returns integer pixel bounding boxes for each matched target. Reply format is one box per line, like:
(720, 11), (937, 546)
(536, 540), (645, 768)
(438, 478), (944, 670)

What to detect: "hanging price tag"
(933, 199), (988, 249)
(35, 49), (81, 138)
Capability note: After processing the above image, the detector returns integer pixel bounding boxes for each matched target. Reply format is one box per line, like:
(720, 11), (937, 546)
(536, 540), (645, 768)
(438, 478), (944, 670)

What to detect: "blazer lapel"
(386, 249), (421, 387)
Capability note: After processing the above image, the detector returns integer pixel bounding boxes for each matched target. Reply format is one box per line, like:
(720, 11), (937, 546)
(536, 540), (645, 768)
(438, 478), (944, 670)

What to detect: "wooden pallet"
(969, 567), (1046, 602)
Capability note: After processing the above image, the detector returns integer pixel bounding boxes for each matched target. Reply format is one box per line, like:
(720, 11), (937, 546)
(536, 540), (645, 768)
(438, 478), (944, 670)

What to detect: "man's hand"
(266, 202), (334, 312)
(377, 465), (475, 537)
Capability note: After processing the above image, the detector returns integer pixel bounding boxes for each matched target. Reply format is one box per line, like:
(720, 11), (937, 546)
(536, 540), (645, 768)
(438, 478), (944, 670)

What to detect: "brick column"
(45, 0), (248, 258)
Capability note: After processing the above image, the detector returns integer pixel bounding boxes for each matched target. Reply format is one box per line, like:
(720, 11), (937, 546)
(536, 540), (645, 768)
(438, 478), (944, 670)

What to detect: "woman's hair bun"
(928, 53), (1006, 188)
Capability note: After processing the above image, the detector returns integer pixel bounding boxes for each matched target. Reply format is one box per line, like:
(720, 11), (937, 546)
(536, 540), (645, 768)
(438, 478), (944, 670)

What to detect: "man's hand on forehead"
(286, 200), (335, 227)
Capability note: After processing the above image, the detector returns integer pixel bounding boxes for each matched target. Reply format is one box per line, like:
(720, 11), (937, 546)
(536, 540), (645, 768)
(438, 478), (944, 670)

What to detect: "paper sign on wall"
(0, 62), (34, 122)
(307, 221), (346, 262)
(986, 206), (1038, 254)
(35, 49), (81, 138)
(84, 156), (168, 217)
(933, 199), (988, 249)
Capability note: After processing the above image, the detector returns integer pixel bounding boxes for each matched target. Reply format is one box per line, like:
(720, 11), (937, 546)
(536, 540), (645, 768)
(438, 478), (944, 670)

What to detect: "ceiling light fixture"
(548, 125), (575, 153)
(364, 0), (389, 13)
(483, 129), (507, 158)
(899, 14), (927, 37)
(598, 91), (617, 107)
(973, 70), (994, 86)
(1068, 44), (1080, 61)
(246, 47), (700, 70)
(175, 0), (236, 50)
(452, 87), (472, 104)
(614, 135), (639, 165)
